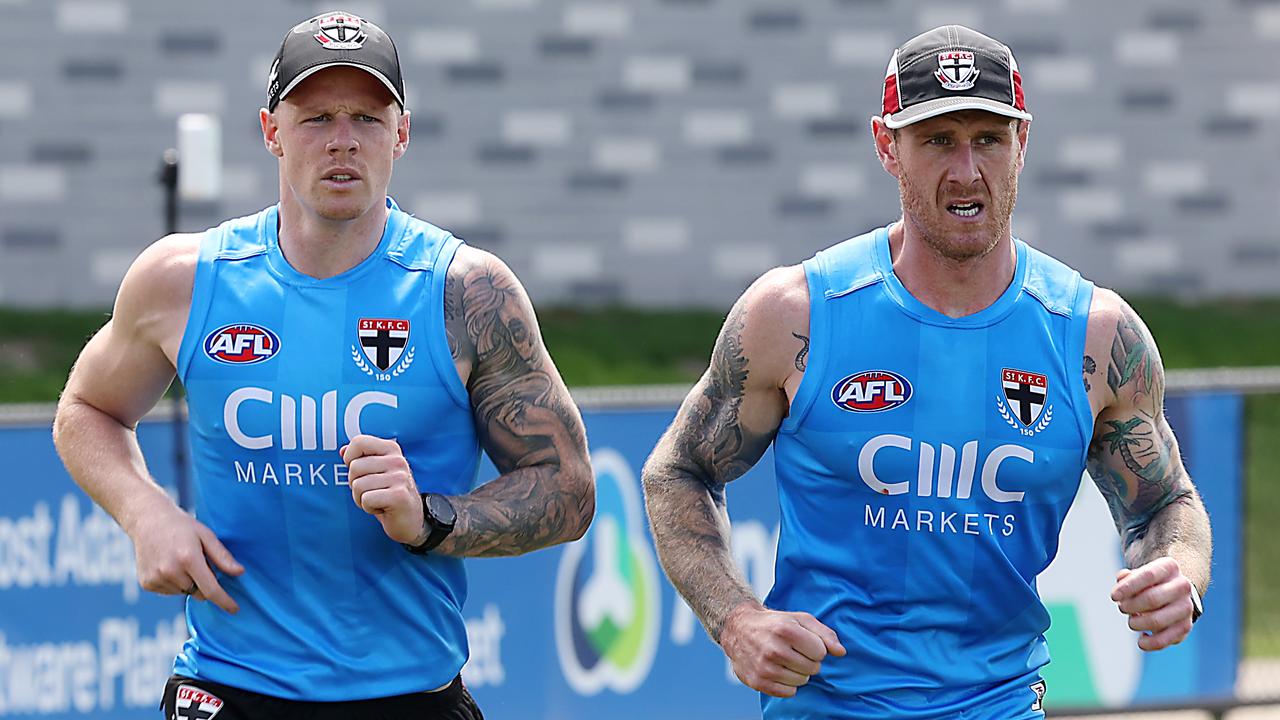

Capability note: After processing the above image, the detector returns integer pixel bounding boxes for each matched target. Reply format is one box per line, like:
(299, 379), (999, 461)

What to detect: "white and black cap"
(266, 11), (405, 112)
(881, 25), (1031, 129)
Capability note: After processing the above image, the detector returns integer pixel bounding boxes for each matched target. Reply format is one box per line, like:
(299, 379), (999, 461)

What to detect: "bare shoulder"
(122, 233), (201, 293)
(1083, 285), (1165, 416)
(59, 233), (201, 425)
(448, 243), (498, 277)
(446, 246), (533, 330)
(735, 264), (811, 385)
(110, 233), (202, 358)
(443, 245), (535, 375)
(1085, 286), (1130, 335)
(741, 264), (808, 321)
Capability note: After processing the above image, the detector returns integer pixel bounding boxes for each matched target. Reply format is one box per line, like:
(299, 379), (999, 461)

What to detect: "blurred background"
(1, 0), (1278, 718)
(1, 0), (1277, 307)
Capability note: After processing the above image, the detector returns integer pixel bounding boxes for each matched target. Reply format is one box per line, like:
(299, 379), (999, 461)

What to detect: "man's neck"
(276, 194), (389, 280)
(887, 220), (1017, 319)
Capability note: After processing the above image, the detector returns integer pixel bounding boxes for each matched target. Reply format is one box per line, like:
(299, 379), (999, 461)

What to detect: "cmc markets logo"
(555, 449), (660, 695)
(204, 323), (280, 365)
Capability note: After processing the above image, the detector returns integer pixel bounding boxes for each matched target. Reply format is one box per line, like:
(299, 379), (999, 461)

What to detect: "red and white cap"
(881, 25), (1031, 129)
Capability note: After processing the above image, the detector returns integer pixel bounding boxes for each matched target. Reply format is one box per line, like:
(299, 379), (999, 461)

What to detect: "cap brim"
(277, 62), (404, 108)
(882, 96), (1031, 129)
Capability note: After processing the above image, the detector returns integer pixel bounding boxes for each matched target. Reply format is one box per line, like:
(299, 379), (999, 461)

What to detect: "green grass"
(1127, 297), (1280, 369)
(1245, 394), (1280, 657)
(7, 298), (1278, 395)
(0, 307), (109, 403)
(537, 307), (722, 386)
(4, 299), (1280, 657)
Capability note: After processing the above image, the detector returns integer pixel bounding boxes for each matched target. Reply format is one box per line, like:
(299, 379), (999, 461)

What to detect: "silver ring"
(182, 582), (198, 595)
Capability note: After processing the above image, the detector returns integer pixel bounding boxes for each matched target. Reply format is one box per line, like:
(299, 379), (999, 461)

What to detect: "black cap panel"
(896, 48), (1016, 109)
(880, 25), (1030, 129)
(266, 11), (405, 111)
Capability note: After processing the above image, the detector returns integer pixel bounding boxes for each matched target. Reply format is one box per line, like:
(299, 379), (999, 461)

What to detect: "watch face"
(426, 494), (457, 528)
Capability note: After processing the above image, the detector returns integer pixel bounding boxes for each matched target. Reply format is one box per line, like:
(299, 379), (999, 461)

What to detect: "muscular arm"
(431, 247), (594, 557)
(1084, 290), (1211, 590)
(641, 267), (806, 641)
(53, 236), (194, 532)
(52, 235), (242, 610)
(1082, 289), (1211, 651)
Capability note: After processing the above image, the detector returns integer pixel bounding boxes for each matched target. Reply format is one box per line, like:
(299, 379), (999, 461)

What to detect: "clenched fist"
(1111, 556), (1199, 651)
(719, 602), (847, 698)
(342, 435), (426, 545)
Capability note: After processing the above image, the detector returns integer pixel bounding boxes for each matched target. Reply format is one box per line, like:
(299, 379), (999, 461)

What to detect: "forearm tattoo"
(1086, 305), (1208, 573)
(440, 262), (591, 557)
(642, 302), (777, 641)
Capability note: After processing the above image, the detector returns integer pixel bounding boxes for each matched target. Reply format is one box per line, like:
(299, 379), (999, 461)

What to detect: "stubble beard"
(898, 162), (1020, 263)
(315, 202), (365, 222)
(309, 184), (377, 223)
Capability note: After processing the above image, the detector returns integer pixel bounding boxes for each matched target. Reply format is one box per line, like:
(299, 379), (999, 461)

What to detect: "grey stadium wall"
(0, 0), (1276, 308)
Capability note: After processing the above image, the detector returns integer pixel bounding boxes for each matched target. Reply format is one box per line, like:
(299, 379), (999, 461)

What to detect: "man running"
(642, 25), (1210, 719)
(54, 11), (593, 719)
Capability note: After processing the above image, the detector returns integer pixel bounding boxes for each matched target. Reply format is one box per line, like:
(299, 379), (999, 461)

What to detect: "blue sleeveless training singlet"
(172, 198), (481, 701)
(766, 226), (1095, 719)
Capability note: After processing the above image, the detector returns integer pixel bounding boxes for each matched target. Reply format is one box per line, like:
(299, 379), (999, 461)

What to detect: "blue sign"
(0, 393), (1243, 718)
(0, 421), (186, 719)
(462, 395), (1243, 717)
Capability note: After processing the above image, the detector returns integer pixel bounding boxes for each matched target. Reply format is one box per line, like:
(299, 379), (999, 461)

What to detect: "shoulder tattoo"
(791, 332), (809, 372)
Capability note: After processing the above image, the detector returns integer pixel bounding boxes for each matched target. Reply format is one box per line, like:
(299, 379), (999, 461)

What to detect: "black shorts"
(161, 674), (484, 720)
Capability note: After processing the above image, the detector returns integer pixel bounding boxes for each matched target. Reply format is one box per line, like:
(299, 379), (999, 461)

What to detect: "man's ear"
(1015, 119), (1030, 174)
(261, 108), (283, 158)
(393, 109), (410, 160)
(871, 116), (901, 180)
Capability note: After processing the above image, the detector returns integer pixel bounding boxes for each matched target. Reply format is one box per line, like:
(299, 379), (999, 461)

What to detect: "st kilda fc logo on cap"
(314, 13), (367, 50)
(996, 368), (1053, 436)
(351, 317), (415, 381)
(935, 51), (980, 91)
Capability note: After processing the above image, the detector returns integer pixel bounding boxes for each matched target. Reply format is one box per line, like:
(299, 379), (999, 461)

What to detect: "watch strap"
(1189, 580), (1204, 623)
(403, 493), (455, 555)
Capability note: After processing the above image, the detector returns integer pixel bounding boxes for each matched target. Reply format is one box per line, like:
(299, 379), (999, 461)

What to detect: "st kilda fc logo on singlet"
(351, 317), (415, 382)
(996, 368), (1053, 437)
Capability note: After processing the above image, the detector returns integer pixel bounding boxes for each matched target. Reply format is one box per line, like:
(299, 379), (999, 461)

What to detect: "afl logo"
(831, 370), (912, 413)
(204, 324), (281, 365)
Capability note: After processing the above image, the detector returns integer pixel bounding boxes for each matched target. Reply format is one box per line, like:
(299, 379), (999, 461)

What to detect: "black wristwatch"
(403, 493), (456, 555)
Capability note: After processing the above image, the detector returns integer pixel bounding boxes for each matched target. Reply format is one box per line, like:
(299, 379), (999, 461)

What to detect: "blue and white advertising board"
(0, 392), (1243, 718)
(0, 422), (185, 718)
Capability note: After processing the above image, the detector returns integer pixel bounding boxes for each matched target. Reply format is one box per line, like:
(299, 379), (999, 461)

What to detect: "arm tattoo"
(1088, 305), (1207, 572)
(693, 306), (776, 483)
(440, 263), (590, 557)
(642, 301), (780, 642)
(791, 332), (809, 372)
(443, 271), (467, 362)
(1106, 311), (1158, 400)
(705, 311), (752, 479)
(1082, 354), (1095, 392)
